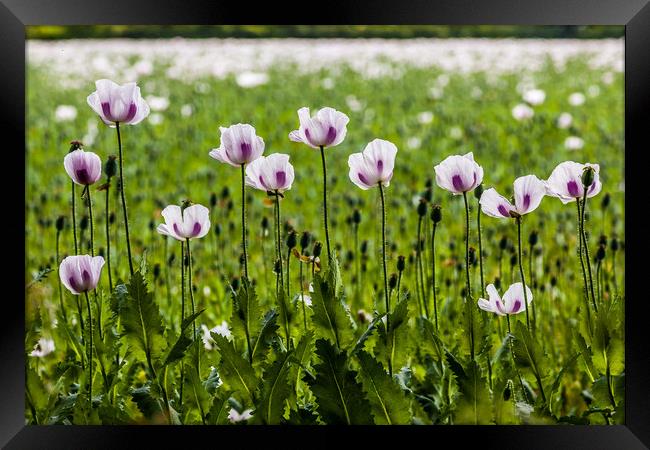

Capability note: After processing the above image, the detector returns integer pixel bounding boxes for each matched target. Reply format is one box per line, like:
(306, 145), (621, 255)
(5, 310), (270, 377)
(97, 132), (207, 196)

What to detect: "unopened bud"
(417, 199), (427, 217)
(109, 212), (116, 224)
(313, 241), (323, 258)
(153, 263), (161, 279)
(69, 140), (83, 152)
(352, 208), (361, 225)
(601, 192), (610, 209)
(221, 186), (230, 199)
(610, 237), (619, 252)
(581, 166), (595, 188)
(423, 187), (433, 203)
(474, 183), (484, 200)
(397, 255), (406, 273)
(468, 247), (477, 266)
(431, 204), (442, 224)
(55, 215), (65, 232)
(510, 254), (517, 267)
(261, 216), (269, 230)
(104, 155), (117, 179)
(286, 230), (297, 250)
(360, 240), (368, 255)
(80, 215), (88, 230)
(528, 230), (538, 247)
(273, 259), (282, 275)
(214, 223), (222, 236)
(596, 244), (606, 262)
(494, 276), (501, 290)
(230, 277), (240, 292)
(300, 231), (311, 251)
(210, 192), (217, 207)
(499, 236), (508, 250)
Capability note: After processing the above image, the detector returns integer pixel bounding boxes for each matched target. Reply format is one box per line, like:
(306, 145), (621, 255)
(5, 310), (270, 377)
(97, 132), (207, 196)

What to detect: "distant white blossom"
(512, 103), (534, 121)
(55, 105), (77, 122)
(30, 338), (55, 358)
(417, 111), (434, 124)
(564, 136), (584, 150)
(557, 112), (573, 129)
(236, 71), (268, 88)
(523, 88), (545, 105)
(568, 92), (586, 106)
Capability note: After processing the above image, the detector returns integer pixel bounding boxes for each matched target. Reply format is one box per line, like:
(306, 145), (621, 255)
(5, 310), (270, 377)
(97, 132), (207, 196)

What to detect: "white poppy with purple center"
(245, 153), (295, 193)
(156, 204), (211, 241)
(87, 79), (150, 126)
(348, 139), (398, 190)
(479, 174), (546, 219)
(209, 123), (265, 167)
(477, 283), (532, 316)
(545, 161), (602, 204)
(63, 149), (102, 186)
(289, 106), (349, 149)
(59, 255), (105, 295)
(434, 152), (484, 195)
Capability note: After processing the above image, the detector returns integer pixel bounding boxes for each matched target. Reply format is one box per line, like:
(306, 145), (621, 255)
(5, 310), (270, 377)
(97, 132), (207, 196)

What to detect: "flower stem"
(274, 192), (290, 347)
(379, 183), (392, 377)
(319, 146), (332, 262)
(431, 222), (438, 331)
(105, 184), (113, 292)
(115, 122), (134, 276)
(580, 194), (598, 312)
(417, 216), (429, 318)
(462, 192), (475, 361)
(84, 291), (93, 400)
(72, 182), (79, 254)
(56, 230), (67, 323)
(186, 238), (201, 381)
(477, 204), (485, 299)
(516, 217), (531, 332)
(300, 261), (307, 331)
(240, 164), (249, 280)
(576, 201), (593, 335)
(529, 243), (537, 332)
(179, 240), (185, 409)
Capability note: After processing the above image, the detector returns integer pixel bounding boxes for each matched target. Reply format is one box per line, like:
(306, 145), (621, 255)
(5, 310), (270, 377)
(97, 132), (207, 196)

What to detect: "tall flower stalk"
(462, 192), (475, 359)
(474, 185), (485, 298)
(240, 164), (249, 279)
(55, 216), (67, 323)
(430, 205), (442, 331)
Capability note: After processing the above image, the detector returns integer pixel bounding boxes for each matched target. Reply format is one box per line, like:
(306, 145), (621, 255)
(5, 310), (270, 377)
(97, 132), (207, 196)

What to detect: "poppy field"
(25, 37), (625, 425)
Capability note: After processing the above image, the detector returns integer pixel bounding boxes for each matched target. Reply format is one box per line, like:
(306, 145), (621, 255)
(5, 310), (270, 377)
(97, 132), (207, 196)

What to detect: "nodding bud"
(221, 186), (230, 199)
(210, 192), (217, 207)
(474, 183), (484, 200)
(423, 187), (433, 203)
(104, 155), (117, 179)
(273, 259), (282, 274)
(261, 216), (269, 230)
(214, 223), (222, 236)
(230, 277), (240, 292)
(601, 192), (610, 209)
(528, 230), (539, 247)
(431, 204), (442, 224)
(468, 247), (477, 266)
(598, 234), (607, 246)
(153, 263), (161, 279)
(499, 236), (508, 250)
(581, 166), (595, 188)
(610, 237), (619, 252)
(389, 273), (398, 290)
(352, 208), (361, 225)
(360, 240), (368, 254)
(417, 199), (427, 217)
(596, 244), (606, 262)
(55, 215), (65, 231)
(80, 215), (89, 230)
(494, 276), (501, 290)
(300, 231), (311, 251)
(69, 140), (83, 152)
(397, 255), (406, 272)
(510, 254), (517, 266)
(287, 230), (298, 249)
(313, 241), (323, 258)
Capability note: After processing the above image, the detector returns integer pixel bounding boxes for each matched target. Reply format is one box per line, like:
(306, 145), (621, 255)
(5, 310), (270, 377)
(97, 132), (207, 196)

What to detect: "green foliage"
(255, 350), (294, 424)
(375, 296), (412, 372)
(307, 339), (373, 425)
(213, 334), (258, 404)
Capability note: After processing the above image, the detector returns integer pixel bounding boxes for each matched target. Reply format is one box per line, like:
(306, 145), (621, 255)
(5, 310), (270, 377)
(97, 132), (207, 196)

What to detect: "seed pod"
(581, 166), (595, 188)
(80, 215), (89, 230)
(389, 273), (398, 290)
(210, 192), (217, 207)
(596, 244), (606, 262)
(431, 204), (442, 224)
(300, 231), (311, 251)
(499, 236), (508, 251)
(417, 198), (427, 217)
(610, 237), (619, 252)
(273, 259), (282, 275)
(397, 255), (406, 273)
(313, 241), (323, 258)
(601, 192), (611, 209)
(214, 223), (222, 236)
(352, 208), (361, 225)
(104, 155), (117, 179)
(286, 230), (298, 250)
(423, 187), (433, 203)
(153, 263), (161, 279)
(474, 183), (484, 201)
(55, 215), (65, 232)
(528, 230), (538, 247)
(468, 247), (477, 266)
(360, 240), (368, 255)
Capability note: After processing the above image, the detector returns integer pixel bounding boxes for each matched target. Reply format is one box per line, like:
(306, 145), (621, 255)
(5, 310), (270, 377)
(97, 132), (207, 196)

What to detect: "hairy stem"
(115, 122), (134, 276)
(379, 183), (392, 377)
(319, 146), (332, 262)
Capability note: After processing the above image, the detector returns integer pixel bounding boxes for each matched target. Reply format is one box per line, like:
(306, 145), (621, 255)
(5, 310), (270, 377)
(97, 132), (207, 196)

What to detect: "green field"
(25, 37), (625, 425)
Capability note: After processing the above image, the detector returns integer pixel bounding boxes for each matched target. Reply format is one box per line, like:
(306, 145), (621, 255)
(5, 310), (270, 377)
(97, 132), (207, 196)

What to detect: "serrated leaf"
(250, 309), (279, 371)
(119, 271), (166, 366)
(306, 338), (373, 425)
(207, 391), (233, 425)
(549, 351), (581, 417)
(131, 384), (163, 420)
(213, 333), (257, 404)
(256, 350), (294, 424)
(310, 257), (355, 349)
(592, 307), (624, 376)
(229, 278), (262, 355)
(573, 329), (596, 380)
(163, 309), (205, 367)
(356, 350), (412, 425)
(451, 358), (492, 424)
(512, 320), (548, 404)
(351, 313), (385, 356)
(287, 330), (316, 410)
(375, 296), (412, 372)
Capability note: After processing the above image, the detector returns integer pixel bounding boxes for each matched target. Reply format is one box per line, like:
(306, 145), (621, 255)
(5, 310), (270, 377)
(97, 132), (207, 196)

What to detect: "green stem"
(56, 231), (67, 322)
(186, 239), (197, 341)
(240, 164), (249, 279)
(516, 217), (531, 332)
(274, 193), (290, 347)
(417, 216), (428, 318)
(319, 146), (332, 262)
(529, 243), (536, 332)
(84, 291), (93, 400)
(477, 205), (485, 299)
(431, 222), (438, 331)
(115, 122), (134, 276)
(105, 184), (113, 292)
(576, 201), (593, 335)
(179, 240), (185, 409)
(379, 183), (392, 377)
(300, 261), (307, 331)
(580, 194), (598, 312)
(462, 192), (475, 361)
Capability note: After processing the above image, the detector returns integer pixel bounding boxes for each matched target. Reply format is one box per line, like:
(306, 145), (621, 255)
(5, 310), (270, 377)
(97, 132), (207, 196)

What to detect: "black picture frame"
(4, 1), (649, 448)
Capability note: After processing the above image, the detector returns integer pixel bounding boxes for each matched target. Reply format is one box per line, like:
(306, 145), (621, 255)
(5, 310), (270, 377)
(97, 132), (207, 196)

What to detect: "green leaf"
(375, 295), (412, 371)
(573, 329), (596, 380)
(351, 313), (385, 356)
(450, 358), (492, 424)
(131, 384), (163, 420)
(163, 309), (205, 367)
(356, 350), (412, 425)
(592, 307), (624, 376)
(256, 350), (294, 424)
(213, 333), (258, 404)
(310, 256), (355, 349)
(549, 351), (581, 417)
(287, 330), (316, 410)
(207, 391), (233, 425)
(250, 309), (279, 371)
(306, 338), (373, 425)
(229, 278), (263, 354)
(512, 320), (548, 404)
(119, 271), (166, 366)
